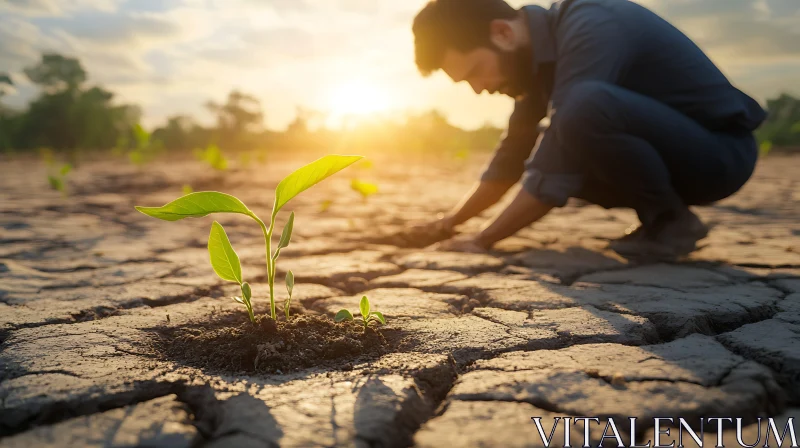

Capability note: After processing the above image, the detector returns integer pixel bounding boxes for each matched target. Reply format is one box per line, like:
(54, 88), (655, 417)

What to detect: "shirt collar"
(522, 4), (557, 74)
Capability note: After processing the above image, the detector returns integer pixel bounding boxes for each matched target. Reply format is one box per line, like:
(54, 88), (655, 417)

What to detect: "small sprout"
(47, 163), (72, 195)
(166, 313), (170, 323)
(135, 155), (363, 323)
(350, 178), (378, 201)
(319, 199), (333, 213)
(196, 144), (228, 171)
(48, 175), (64, 192)
(182, 184), (194, 195)
(334, 309), (354, 322)
(335, 295), (386, 330)
(760, 140), (773, 158)
(284, 270), (294, 320)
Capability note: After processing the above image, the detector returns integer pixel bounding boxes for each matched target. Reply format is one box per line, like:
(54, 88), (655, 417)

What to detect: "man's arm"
(475, 187), (553, 248)
(442, 180), (516, 229)
(435, 186), (553, 252)
(436, 94), (546, 230)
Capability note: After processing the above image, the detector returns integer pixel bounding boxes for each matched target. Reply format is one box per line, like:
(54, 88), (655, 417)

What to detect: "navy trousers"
(544, 81), (759, 227)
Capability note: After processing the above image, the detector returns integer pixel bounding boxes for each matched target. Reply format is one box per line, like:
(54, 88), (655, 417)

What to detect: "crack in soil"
(0, 380), (186, 438)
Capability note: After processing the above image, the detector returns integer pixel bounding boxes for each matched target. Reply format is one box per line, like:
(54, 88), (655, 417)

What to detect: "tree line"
(0, 52), (798, 156)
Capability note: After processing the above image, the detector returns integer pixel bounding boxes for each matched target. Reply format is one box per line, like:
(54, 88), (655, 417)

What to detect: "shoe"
(609, 209), (709, 260)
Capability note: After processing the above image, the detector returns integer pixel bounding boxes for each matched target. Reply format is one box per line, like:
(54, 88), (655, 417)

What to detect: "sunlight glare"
(328, 81), (391, 119)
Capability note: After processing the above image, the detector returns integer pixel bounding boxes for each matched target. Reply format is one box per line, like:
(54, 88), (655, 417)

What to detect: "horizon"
(1, 0), (799, 131)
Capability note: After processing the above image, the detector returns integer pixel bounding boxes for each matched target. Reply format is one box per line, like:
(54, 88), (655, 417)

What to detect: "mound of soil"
(154, 313), (388, 374)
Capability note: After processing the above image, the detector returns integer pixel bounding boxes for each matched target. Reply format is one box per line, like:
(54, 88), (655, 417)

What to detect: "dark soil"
(152, 312), (388, 374)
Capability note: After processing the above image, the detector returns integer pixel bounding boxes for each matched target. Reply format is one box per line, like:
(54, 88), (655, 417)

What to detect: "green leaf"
(334, 309), (354, 322)
(370, 311), (386, 325)
(48, 175), (64, 192)
(350, 179), (378, 199)
(273, 155), (362, 216)
(135, 192), (251, 222)
(285, 270), (294, 297)
(207, 221), (242, 284)
(241, 282), (252, 301)
(59, 163), (72, 176)
(359, 295), (370, 318)
(273, 211), (294, 260)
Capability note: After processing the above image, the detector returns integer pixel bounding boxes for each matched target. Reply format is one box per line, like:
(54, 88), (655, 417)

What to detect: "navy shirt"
(481, 0), (767, 206)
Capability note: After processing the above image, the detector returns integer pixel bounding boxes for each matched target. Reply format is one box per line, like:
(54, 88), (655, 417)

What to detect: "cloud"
(644, 0), (800, 62)
(0, 0), (119, 16)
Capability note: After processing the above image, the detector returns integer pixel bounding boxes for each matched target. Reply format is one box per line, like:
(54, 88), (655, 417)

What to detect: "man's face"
(440, 44), (530, 99)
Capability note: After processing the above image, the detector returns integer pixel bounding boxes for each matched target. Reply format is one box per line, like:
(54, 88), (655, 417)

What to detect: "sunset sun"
(328, 81), (391, 118)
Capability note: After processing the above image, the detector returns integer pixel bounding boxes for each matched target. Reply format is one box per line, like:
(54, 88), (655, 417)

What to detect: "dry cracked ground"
(0, 153), (798, 447)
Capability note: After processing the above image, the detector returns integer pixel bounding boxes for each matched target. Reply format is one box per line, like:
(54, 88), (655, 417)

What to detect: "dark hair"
(412, 0), (518, 76)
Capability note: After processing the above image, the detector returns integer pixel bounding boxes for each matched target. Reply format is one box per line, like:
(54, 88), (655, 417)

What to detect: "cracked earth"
(1, 153), (798, 447)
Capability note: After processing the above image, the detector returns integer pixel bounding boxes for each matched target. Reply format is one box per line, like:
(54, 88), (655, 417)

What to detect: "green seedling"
(47, 163), (72, 195)
(284, 270), (294, 320)
(195, 144), (228, 171)
(350, 178), (378, 201)
(135, 154), (362, 322)
(182, 184), (194, 195)
(760, 140), (773, 158)
(334, 295), (386, 330)
(319, 199), (333, 213)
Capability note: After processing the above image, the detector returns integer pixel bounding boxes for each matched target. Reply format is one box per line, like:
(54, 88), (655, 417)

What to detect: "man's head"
(412, 0), (531, 98)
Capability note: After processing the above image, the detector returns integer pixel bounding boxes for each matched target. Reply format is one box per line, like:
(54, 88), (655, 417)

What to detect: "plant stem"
(267, 214), (277, 319)
(246, 300), (256, 324)
(252, 214), (277, 320)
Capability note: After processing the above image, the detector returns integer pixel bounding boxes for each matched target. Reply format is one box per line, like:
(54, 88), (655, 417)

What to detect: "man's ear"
(489, 19), (516, 51)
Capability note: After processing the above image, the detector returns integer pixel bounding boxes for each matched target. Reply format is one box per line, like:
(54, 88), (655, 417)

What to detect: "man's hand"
(431, 234), (489, 253)
(396, 214), (456, 248)
(409, 213), (455, 234)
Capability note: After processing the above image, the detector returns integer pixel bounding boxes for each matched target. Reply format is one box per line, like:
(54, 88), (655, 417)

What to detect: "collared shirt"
(481, 0), (767, 206)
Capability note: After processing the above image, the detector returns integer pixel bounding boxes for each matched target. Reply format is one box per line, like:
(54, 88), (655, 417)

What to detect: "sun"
(328, 81), (391, 119)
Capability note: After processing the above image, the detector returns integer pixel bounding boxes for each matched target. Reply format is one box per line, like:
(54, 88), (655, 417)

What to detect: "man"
(411, 0), (766, 258)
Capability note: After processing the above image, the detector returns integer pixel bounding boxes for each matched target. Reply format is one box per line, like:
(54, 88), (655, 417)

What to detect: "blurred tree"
(206, 90), (263, 150)
(10, 53), (139, 151)
(757, 93), (800, 149)
(152, 115), (197, 150)
(24, 53), (87, 93)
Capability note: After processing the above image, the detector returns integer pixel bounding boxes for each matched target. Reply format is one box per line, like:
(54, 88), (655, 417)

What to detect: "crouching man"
(411, 0), (766, 258)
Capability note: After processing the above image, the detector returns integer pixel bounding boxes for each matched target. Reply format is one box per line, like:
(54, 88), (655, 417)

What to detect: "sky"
(1, 0), (799, 131)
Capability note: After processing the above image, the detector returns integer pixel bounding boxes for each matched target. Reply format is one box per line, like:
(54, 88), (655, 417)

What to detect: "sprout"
(335, 295), (386, 330)
(135, 155), (362, 322)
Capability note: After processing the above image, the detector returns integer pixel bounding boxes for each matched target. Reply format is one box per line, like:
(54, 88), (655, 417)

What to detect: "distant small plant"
(135, 155), (362, 323)
(350, 179), (378, 201)
(335, 295), (386, 330)
(46, 158), (71, 195)
(319, 199), (333, 212)
(182, 184), (193, 195)
(127, 124), (162, 166)
(194, 144), (228, 171)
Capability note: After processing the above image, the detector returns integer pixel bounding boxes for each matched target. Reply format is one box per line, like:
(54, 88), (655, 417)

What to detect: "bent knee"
(553, 81), (618, 145)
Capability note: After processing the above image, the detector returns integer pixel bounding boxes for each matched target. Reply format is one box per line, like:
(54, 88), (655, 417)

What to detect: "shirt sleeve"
(523, 2), (635, 206)
(480, 93), (547, 183)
